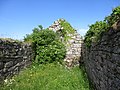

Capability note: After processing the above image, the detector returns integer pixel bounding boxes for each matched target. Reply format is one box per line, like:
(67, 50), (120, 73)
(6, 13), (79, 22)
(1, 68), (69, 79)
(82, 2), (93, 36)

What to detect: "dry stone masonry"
(1, 18), (120, 90)
(0, 39), (33, 83)
(49, 19), (83, 67)
(82, 21), (120, 90)
(64, 31), (83, 67)
(49, 19), (64, 32)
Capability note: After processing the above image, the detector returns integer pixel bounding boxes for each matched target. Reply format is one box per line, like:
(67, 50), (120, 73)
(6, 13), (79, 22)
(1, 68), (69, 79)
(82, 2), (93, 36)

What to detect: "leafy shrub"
(24, 26), (66, 64)
(84, 6), (120, 48)
(105, 6), (120, 26)
(24, 25), (43, 43)
(84, 21), (108, 47)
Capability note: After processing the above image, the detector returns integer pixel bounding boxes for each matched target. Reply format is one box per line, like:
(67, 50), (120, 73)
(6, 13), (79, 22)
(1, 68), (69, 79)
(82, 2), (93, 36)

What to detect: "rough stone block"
(116, 67), (120, 74)
(0, 62), (4, 70)
(4, 61), (13, 68)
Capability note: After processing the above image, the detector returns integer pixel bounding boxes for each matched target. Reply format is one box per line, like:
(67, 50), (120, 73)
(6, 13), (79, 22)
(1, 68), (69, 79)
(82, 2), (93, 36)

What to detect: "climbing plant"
(84, 6), (120, 48)
(59, 19), (75, 42)
(84, 21), (108, 47)
(105, 6), (120, 26)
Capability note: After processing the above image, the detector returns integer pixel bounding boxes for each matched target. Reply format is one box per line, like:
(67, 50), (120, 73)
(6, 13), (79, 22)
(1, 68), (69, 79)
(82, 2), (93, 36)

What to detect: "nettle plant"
(24, 26), (66, 64)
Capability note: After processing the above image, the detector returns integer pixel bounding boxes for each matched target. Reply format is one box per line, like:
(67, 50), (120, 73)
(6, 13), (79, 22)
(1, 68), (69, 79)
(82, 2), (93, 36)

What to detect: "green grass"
(1, 63), (91, 90)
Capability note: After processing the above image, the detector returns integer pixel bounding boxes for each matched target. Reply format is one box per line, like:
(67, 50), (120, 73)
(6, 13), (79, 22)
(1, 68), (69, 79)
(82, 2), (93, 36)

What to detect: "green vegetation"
(59, 19), (75, 42)
(105, 6), (120, 26)
(84, 21), (108, 47)
(0, 63), (91, 90)
(0, 19), (93, 90)
(24, 25), (43, 43)
(84, 6), (120, 48)
(24, 26), (66, 64)
(2, 6), (120, 90)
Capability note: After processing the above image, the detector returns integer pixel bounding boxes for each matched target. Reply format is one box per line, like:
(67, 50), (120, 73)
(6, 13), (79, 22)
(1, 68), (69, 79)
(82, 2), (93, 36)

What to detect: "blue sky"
(0, 0), (120, 40)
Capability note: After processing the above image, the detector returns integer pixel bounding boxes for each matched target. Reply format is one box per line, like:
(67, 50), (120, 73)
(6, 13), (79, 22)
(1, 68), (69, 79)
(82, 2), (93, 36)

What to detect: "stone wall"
(82, 25), (120, 90)
(0, 39), (33, 83)
(64, 31), (83, 67)
(49, 19), (83, 67)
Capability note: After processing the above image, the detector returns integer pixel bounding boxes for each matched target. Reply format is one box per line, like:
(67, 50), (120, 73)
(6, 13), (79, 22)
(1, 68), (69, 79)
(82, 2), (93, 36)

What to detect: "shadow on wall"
(79, 42), (94, 90)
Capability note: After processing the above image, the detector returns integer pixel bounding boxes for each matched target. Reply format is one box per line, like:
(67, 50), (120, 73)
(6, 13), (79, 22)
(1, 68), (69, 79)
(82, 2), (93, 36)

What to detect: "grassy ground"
(0, 63), (91, 90)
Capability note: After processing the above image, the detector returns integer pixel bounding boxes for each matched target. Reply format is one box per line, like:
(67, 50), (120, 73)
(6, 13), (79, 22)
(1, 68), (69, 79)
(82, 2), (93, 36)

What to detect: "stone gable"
(48, 19), (83, 67)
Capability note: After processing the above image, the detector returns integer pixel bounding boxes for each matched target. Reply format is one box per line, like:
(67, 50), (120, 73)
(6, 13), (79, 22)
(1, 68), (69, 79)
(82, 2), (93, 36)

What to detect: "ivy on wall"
(84, 6), (120, 48)
(58, 19), (75, 43)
